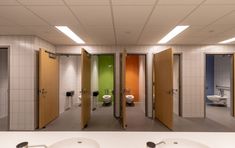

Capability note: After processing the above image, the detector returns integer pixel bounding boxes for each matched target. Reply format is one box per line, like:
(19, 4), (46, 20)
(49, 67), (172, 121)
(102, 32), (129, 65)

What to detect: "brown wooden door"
(81, 48), (91, 129)
(233, 54), (235, 117)
(39, 48), (59, 128)
(120, 49), (127, 129)
(154, 48), (173, 129)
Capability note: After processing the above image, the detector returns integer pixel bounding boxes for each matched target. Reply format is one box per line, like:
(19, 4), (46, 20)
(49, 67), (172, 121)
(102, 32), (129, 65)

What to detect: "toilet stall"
(0, 48), (9, 131)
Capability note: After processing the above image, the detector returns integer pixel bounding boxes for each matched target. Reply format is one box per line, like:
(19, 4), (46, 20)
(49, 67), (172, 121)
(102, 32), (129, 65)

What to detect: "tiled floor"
(40, 103), (235, 132)
(0, 116), (8, 131)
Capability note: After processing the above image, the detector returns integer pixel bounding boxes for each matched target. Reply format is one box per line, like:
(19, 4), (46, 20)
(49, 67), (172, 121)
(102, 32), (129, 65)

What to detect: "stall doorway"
(173, 54), (182, 116)
(86, 54), (120, 130)
(0, 48), (9, 131)
(205, 54), (235, 126)
(125, 54), (148, 129)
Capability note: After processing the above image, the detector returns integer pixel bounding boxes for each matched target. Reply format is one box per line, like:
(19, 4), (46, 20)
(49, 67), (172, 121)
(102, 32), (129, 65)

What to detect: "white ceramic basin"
(103, 95), (111, 103)
(207, 95), (227, 101)
(126, 95), (134, 103)
(155, 139), (209, 148)
(50, 138), (100, 148)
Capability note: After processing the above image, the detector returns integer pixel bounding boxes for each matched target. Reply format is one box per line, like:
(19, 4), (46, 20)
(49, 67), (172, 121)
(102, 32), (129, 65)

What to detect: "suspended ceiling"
(0, 0), (235, 45)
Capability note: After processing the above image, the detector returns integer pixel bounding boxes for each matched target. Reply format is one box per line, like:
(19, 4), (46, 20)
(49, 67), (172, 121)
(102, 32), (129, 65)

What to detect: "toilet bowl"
(103, 95), (112, 104)
(126, 95), (134, 104)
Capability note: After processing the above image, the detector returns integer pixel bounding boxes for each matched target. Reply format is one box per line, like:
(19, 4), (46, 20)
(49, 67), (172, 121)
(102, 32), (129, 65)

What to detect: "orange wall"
(126, 55), (139, 102)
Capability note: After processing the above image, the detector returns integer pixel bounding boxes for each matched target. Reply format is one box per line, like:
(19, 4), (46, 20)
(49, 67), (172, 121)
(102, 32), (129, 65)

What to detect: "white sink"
(50, 138), (100, 148)
(207, 95), (227, 101)
(154, 139), (209, 148)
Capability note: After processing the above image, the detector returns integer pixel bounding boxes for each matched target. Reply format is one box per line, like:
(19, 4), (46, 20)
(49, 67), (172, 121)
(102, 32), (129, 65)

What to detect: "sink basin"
(16, 138), (99, 148)
(50, 138), (99, 148)
(155, 139), (209, 148)
(207, 95), (227, 101)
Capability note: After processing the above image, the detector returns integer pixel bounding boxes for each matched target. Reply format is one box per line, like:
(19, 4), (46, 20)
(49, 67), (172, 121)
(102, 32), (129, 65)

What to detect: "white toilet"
(102, 95), (112, 104)
(126, 95), (134, 104)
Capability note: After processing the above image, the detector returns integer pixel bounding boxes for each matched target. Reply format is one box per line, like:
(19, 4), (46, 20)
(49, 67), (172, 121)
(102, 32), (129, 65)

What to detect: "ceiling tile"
(0, 17), (18, 26)
(85, 27), (115, 44)
(170, 36), (207, 44)
(28, 6), (78, 25)
(199, 24), (235, 36)
(70, 6), (113, 27)
(113, 6), (152, 28)
(204, 0), (235, 5)
(158, 0), (204, 5)
(64, 0), (109, 6)
(181, 5), (235, 26)
(0, 26), (31, 35)
(213, 12), (235, 25)
(112, 0), (156, 6)
(116, 27), (142, 44)
(0, 6), (47, 26)
(138, 25), (174, 44)
(18, 0), (64, 5)
(0, 0), (20, 5)
(147, 5), (196, 27)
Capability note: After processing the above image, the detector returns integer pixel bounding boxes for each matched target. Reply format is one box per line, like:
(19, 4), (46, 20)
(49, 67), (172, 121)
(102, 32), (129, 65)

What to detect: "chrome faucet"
(218, 88), (225, 97)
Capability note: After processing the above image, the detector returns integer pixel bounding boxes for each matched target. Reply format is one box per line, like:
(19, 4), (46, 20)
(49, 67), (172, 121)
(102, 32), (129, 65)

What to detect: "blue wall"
(206, 55), (214, 103)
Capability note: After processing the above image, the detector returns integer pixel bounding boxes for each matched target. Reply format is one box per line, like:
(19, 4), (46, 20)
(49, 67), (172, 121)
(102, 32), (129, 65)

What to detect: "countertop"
(0, 132), (235, 148)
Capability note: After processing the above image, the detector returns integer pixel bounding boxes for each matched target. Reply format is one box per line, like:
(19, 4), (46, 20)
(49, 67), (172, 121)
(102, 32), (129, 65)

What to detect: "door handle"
(167, 90), (174, 95)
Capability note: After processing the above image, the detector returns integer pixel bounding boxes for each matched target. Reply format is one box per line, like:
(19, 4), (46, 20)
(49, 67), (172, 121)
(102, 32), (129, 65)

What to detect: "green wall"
(98, 55), (114, 102)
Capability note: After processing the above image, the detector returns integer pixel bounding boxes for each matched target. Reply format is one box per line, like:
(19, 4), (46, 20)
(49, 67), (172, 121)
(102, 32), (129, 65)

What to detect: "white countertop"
(0, 132), (234, 148)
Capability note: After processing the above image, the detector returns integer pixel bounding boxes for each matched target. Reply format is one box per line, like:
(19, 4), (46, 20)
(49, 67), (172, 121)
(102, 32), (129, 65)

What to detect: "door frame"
(173, 53), (183, 117)
(125, 53), (148, 117)
(0, 46), (10, 131)
(204, 53), (234, 118)
(90, 53), (117, 118)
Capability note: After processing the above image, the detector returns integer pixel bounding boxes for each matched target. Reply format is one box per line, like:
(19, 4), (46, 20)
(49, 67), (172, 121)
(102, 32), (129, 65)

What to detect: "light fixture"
(55, 26), (85, 44)
(158, 25), (189, 44)
(219, 37), (235, 44)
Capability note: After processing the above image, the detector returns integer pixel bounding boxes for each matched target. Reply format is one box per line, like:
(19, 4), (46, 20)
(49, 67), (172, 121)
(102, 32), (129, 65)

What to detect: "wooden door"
(233, 54), (235, 117)
(39, 48), (59, 128)
(120, 49), (127, 128)
(154, 48), (173, 129)
(81, 48), (91, 129)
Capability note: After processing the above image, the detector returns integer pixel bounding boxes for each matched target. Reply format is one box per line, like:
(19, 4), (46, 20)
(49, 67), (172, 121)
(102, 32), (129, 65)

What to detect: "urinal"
(16, 138), (100, 148)
(146, 139), (209, 148)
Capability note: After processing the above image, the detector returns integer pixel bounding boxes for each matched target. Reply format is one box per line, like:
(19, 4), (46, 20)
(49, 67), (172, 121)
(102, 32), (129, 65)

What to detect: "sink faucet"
(219, 88), (225, 97)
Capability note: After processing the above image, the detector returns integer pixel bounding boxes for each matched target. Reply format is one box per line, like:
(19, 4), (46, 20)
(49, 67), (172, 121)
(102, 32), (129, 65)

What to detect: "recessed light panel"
(158, 25), (189, 44)
(55, 26), (85, 44)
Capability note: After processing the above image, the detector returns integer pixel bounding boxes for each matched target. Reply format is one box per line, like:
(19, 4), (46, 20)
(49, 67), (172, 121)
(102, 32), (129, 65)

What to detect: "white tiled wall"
(59, 56), (81, 114)
(214, 55), (232, 107)
(0, 36), (55, 130)
(0, 49), (8, 119)
(57, 45), (235, 118)
(139, 55), (146, 113)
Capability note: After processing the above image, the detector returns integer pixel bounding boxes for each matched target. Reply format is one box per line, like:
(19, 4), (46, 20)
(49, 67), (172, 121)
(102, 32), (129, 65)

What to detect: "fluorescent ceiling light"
(158, 25), (189, 44)
(55, 26), (85, 44)
(219, 37), (235, 44)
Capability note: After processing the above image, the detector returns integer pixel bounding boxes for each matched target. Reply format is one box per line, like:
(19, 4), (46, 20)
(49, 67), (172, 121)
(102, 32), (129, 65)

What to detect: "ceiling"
(0, 0), (235, 45)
